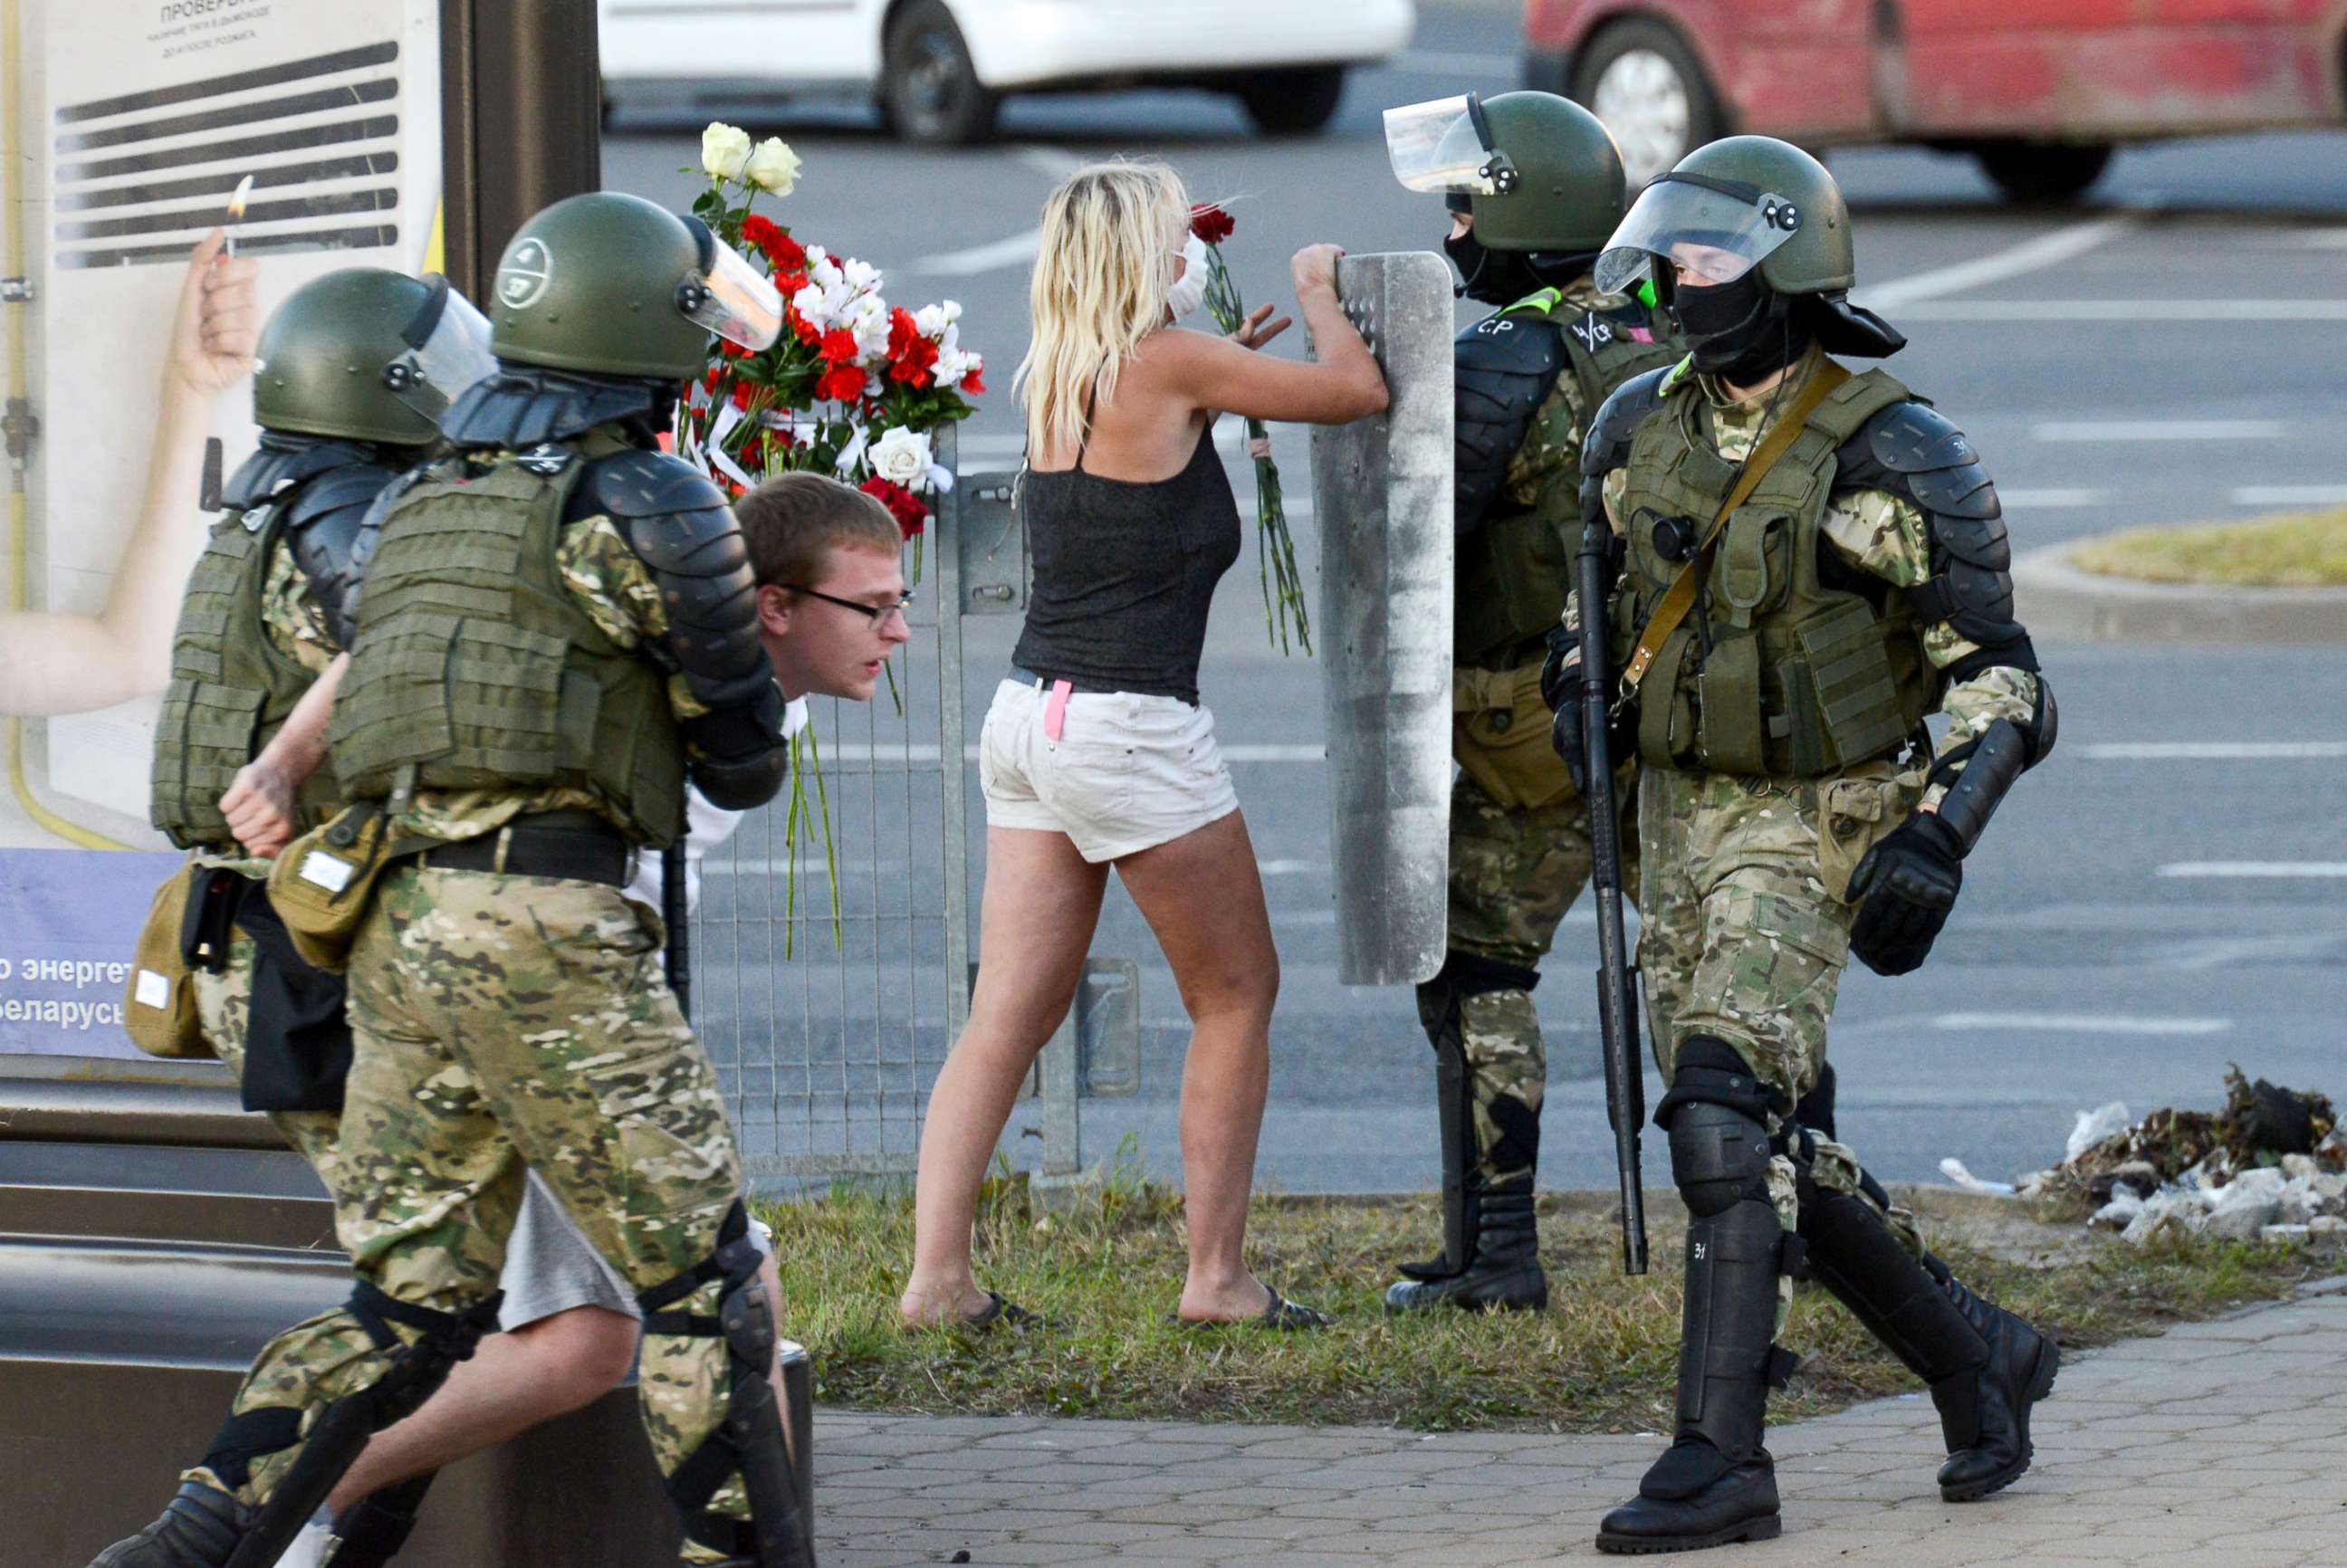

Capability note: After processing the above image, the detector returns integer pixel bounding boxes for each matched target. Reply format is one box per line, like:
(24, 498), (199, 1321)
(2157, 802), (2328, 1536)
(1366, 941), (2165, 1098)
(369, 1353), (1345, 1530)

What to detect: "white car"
(599, 0), (1418, 144)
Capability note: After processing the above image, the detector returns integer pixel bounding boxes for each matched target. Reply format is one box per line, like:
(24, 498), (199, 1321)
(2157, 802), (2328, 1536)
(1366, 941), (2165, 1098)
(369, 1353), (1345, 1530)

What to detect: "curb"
(2013, 542), (2347, 644)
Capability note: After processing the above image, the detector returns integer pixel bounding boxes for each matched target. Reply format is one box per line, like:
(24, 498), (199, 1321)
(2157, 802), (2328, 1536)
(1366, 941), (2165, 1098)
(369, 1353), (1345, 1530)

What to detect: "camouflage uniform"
(192, 454), (760, 1561)
(185, 545), (345, 1170)
(1599, 347), (2045, 1256)
(1388, 281), (1673, 1314)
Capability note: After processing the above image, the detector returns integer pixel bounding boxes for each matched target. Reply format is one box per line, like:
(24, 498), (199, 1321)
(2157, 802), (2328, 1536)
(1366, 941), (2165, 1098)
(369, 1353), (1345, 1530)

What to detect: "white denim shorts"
(979, 676), (1239, 863)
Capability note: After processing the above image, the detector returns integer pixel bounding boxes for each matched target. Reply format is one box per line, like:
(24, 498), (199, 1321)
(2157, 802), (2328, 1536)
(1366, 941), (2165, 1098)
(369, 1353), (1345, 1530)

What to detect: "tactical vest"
(1457, 292), (1681, 670)
(150, 502), (344, 848)
(1611, 366), (1939, 779)
(329, 436), (687, 845)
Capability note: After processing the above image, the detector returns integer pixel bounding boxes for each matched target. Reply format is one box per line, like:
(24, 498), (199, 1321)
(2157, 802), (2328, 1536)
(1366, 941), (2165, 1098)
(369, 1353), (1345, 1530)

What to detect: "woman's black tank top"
(1011, 404), (1241, 706)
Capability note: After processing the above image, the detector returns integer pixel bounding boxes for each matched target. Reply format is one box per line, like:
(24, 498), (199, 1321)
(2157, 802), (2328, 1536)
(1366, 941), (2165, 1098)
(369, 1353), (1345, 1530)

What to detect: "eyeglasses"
(786, 584), (915, 627)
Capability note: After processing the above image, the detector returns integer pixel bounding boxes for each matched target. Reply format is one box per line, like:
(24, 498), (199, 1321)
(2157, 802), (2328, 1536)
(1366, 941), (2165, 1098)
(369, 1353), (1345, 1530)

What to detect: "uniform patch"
(515, 444), (573, 476)
(497, 237), (553, 310)
(1570, 311), (1614, 352)
(298, 851), (356, 894)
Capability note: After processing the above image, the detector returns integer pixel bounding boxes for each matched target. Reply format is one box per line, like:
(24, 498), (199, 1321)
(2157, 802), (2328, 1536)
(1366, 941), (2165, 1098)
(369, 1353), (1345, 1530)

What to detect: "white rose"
(701, 122), (752, 182)
(868, 426), (934, 489)
(745, 138), (801, 196)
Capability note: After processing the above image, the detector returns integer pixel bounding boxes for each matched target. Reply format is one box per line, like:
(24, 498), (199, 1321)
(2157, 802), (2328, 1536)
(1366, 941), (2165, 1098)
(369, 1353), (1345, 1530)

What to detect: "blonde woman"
(901, 160), (1387, 1329)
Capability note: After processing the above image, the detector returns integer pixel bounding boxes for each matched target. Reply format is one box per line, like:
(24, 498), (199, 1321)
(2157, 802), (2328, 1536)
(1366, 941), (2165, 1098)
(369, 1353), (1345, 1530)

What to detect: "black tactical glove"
(1541, 626), (1632, 798)
(1847, 811), (1965, 976)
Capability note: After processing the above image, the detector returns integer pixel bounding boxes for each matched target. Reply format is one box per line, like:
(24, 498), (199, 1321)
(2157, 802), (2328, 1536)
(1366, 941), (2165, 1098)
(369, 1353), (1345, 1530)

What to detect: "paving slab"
(810, 1286), (2347, 1566)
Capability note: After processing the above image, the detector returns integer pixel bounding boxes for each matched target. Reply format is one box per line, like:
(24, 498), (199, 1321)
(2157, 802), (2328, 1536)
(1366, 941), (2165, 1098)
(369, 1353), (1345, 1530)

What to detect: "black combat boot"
(1386, 961), (1547, 1313)
(1799, 1184), (2058, 1503)
(87, 1482), (253, 1568)
(327, 1473), (436, 1568)
(1596, 1196), (1787, 1553)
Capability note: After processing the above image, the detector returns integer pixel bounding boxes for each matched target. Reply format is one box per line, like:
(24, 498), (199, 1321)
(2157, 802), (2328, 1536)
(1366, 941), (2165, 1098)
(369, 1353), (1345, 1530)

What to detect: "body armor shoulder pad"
(585, 449), (769, 709)
(1453, 311), (1566, 534)
(285, 463), (401, 649)
(441, 368), (662, 451)
(220, 436), (382, 512)
(1834, 400), (2030, 653)
(1578, 364), (1675, 504)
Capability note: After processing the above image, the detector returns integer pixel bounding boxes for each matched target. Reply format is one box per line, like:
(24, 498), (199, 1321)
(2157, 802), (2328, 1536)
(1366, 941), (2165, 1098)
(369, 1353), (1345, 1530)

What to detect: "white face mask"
(1166, 232), (1210, 320)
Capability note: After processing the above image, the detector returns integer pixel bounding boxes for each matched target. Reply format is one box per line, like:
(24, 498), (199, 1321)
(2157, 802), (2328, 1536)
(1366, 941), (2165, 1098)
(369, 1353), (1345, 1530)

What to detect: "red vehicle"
(1524, 0), (2347, 199)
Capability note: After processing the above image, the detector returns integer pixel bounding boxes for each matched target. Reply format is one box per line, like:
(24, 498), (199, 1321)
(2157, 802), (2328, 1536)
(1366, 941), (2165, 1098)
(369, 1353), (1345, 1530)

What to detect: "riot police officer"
(1554, 138), (2060, 1551)
(91, 195), (803, 1568)
(1378, 91), (1681, 1312)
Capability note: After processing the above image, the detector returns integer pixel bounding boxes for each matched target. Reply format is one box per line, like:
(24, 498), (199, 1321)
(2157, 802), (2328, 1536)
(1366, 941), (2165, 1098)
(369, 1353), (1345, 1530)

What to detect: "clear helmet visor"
(1594, 174), (1806, 297)
(1384, 94), (1501, 196)
(684, 228), (784, 352)
(387, 278), (497, 421)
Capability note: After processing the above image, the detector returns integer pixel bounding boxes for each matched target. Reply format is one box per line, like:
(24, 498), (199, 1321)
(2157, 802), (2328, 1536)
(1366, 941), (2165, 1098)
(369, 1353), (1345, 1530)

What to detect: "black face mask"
(1444, 230), (1544, 308)
(1670, 271), (1812, 383)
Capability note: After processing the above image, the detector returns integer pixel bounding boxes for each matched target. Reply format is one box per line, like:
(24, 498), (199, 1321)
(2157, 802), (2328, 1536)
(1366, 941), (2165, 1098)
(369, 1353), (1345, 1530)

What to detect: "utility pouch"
(235, 890), (354, 1114)
(121, 864), (213, 1059)
(1817, 765), (1927, 902)
(1695, 634), (1768, 776)
(1453, 661), (1577, 810)
(265, 803), (398, 974)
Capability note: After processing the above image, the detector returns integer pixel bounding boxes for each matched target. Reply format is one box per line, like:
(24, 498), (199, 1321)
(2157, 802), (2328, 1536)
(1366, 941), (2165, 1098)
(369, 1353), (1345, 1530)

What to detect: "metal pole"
(438, 0), (601, 297)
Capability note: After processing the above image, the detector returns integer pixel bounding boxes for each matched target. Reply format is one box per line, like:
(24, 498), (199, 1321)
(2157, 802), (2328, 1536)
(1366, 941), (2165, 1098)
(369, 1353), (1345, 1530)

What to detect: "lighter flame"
(227, 175), (254, 222)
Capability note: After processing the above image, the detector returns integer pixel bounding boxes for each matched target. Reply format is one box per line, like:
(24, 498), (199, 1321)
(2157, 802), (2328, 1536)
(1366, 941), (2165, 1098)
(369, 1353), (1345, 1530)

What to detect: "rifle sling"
(1619, 360), (1852, 693)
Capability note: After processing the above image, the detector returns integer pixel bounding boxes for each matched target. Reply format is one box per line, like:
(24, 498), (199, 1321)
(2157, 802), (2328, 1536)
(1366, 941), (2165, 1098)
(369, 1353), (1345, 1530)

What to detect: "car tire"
(1238, 66), (1347, 137)
(1568, 18), (1722, 189)
(1971, 140), (2115, 204)
(878, 0), (1001, 147)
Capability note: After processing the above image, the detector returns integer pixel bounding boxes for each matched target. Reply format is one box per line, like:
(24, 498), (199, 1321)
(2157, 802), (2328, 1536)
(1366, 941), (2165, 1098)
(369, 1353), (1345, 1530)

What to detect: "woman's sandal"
(959, 1291), (1045, 1330)
(1170, 1286), (1330, 1331)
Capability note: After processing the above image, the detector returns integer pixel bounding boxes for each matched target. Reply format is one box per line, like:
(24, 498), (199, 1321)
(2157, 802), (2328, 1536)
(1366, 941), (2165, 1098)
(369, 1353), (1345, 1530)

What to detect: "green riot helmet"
(487, 191), (784, 380)
(1385, 90), (1628, 254)
(253, 268), (480, 445)
(1595, 136), (1851, 300)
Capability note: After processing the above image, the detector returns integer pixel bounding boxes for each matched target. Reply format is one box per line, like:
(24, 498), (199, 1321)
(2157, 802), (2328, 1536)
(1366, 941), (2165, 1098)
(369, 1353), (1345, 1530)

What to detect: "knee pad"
(638, 1201), (808, 1567)
(1667, 1101), (1774, 1219)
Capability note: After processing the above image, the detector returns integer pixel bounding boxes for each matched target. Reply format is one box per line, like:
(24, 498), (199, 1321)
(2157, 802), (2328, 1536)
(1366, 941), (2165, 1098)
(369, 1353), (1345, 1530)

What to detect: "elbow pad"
(681, 684), (789, 811)
(590, 450), (773, 709)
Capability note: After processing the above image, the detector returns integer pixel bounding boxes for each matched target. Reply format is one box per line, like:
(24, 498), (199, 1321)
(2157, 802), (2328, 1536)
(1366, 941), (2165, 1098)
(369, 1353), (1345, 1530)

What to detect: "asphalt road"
(606, 2), (2347, 1197)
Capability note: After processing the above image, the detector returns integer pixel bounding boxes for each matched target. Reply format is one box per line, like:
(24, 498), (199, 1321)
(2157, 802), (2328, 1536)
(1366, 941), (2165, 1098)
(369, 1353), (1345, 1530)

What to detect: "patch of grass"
(2072, 508), (2347, 587)
(756, 1174), (2330, 1434)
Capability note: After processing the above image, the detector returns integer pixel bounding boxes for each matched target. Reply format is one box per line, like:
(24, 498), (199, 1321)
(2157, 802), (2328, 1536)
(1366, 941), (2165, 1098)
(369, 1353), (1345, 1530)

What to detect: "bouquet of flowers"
(1191, 202), (1311, 656)
(677, 121), (985, 591)
(677, 123), (988, 948)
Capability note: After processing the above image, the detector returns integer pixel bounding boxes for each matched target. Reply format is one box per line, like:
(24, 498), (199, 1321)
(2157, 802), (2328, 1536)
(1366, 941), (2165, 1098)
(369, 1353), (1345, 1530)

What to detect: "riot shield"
(1308, 252), (1455, 987)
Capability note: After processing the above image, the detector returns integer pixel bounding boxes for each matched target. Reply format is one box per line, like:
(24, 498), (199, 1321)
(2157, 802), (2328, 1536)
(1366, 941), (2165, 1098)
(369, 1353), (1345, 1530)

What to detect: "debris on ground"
(1993, 1066), (2343, 1244)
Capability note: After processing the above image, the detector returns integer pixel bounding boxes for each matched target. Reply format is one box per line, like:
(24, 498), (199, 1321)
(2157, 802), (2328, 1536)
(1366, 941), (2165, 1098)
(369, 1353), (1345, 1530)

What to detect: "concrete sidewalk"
(811, 1281), (2347, 1568)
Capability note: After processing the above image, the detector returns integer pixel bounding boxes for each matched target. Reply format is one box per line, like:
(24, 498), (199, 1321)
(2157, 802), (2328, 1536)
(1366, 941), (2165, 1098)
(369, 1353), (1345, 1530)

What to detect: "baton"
(664, 841), (692, 1021)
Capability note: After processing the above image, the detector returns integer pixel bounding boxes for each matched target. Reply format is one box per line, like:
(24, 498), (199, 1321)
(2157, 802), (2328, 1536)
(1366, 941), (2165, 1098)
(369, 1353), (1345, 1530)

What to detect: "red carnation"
(961, 366), (987, 395)
(819, 327), (860, 367)
(769, 232), (807, 272)
(817, 364), (867, 403)
(729, 379), (756, 410)
(789, 308), (821, 346)
(1190, 203), (1235, 244)
(861, 476), (929, 540)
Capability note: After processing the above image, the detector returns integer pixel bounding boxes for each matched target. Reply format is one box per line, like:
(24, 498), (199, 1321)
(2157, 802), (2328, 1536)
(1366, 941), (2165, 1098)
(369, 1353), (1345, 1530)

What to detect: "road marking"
(2229, 484), (2347, 507)
(2080, 741), (2347, 760)
(915, 227), (1043, 277)
(1224, 744), (1326, 762)
(1934, 1012), (2231, 1036)
(2160, 863), (2347, 879)
(2280, 227), (2347, 249)
(1256, 858), (1325, 876)
(1394, 49), (1519, 78)
(1999, 487), (2110, 508)
(1895, 299), (2347, 321)
(1857, 212), (2141, 311)
(910, 147), (1077, 277)
(2034, 420), (2285, 443)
